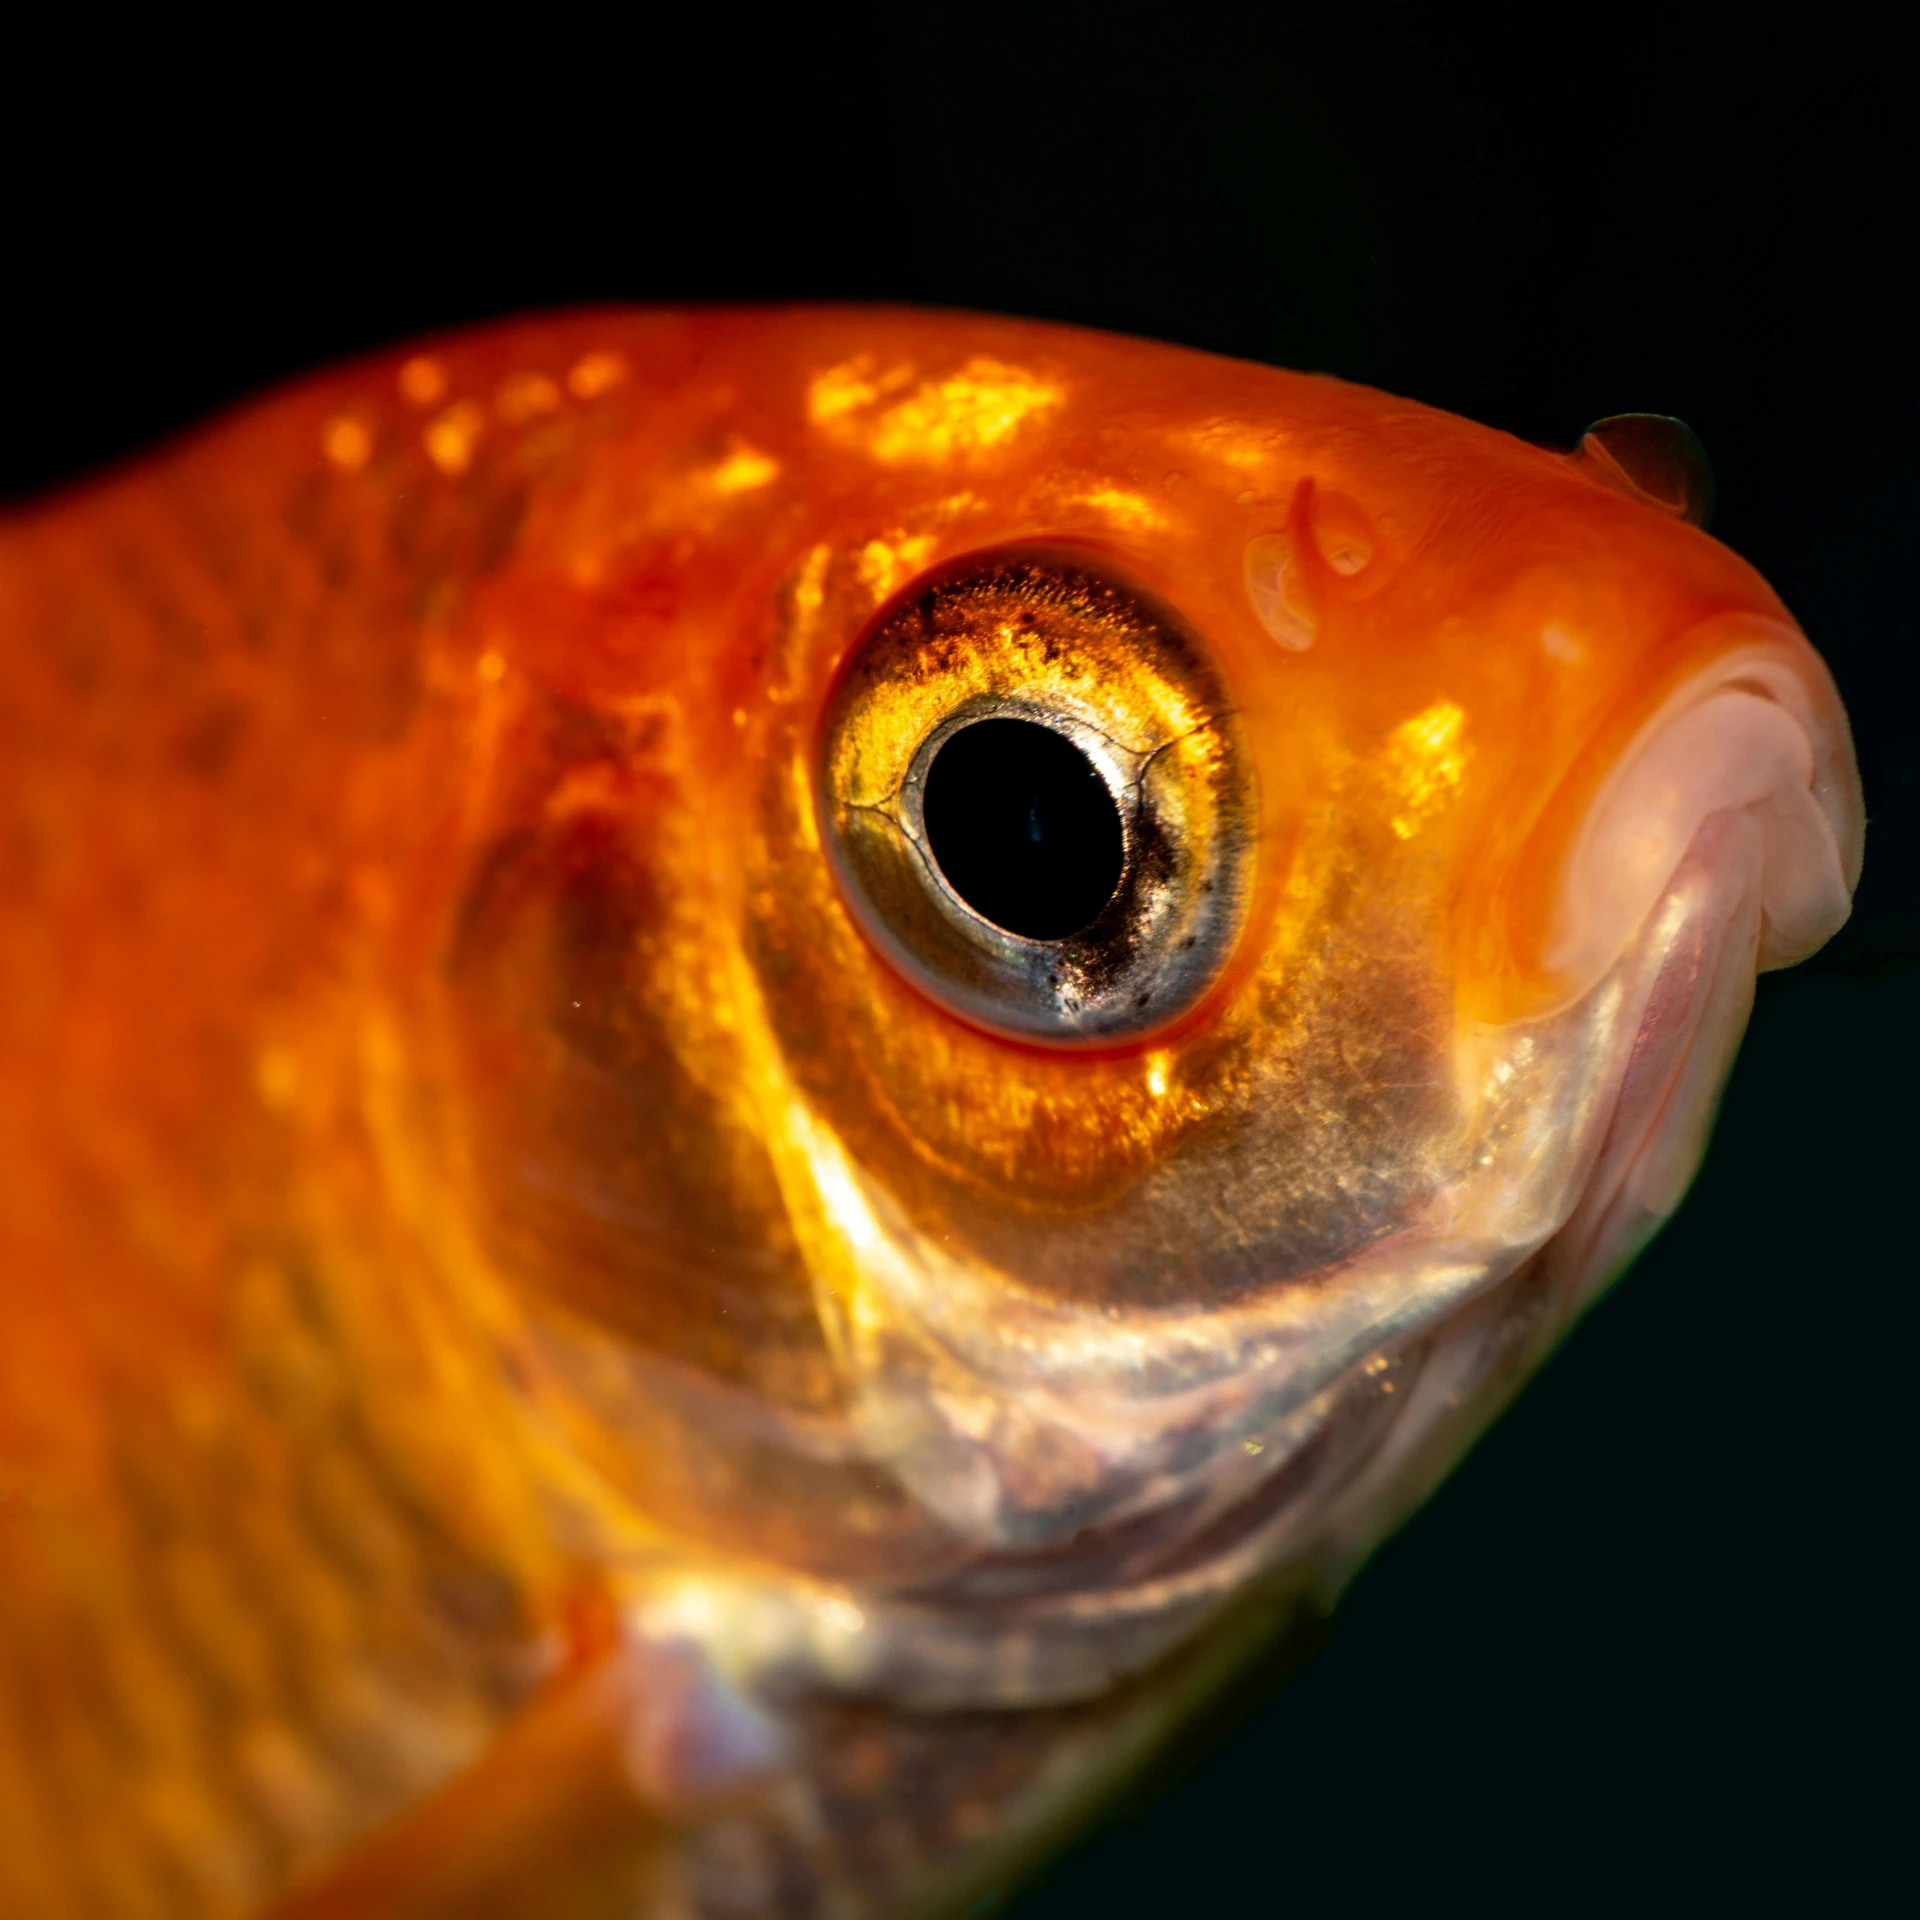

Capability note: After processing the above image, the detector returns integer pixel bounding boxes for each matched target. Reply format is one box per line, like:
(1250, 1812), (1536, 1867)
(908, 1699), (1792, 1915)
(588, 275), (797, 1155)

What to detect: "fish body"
(0, 310), (1861, 1917)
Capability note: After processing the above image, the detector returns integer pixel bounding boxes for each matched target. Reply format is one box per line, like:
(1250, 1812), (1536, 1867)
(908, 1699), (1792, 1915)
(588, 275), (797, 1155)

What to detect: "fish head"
(432, 316), (1859, 1702)
(0, 313), (1867, 1917)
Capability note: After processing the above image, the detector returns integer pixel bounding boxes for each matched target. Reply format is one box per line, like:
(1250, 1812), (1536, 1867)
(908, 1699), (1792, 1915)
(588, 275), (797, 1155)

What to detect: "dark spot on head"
(175, 699), (246, 779)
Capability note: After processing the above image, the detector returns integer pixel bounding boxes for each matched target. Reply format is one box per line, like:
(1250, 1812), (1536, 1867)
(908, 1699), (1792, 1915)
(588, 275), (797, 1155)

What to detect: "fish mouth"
(1524, 614), (1861, 1010)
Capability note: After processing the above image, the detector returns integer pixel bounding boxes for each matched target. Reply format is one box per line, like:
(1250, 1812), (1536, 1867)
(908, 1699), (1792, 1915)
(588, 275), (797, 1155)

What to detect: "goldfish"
(0, 309), (1861, 1918)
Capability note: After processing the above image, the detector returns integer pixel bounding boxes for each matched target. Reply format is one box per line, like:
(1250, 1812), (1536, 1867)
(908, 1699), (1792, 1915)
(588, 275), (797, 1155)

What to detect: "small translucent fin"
(265, 1637), (783, 1920)
(264, 1655), (660, 1920)
(1572, 414), (1716, 526)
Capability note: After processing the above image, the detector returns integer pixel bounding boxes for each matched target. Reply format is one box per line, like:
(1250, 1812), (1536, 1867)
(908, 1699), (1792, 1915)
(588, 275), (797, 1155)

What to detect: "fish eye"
(817, 547), (1254, 1043)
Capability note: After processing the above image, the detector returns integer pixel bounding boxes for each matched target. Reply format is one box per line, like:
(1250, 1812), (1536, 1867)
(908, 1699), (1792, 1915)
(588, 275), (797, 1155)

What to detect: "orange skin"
(0, 311), (1858, 1916)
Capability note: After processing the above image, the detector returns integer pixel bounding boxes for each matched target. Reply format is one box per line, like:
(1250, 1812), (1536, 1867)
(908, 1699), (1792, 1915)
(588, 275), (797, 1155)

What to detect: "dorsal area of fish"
(0, 310), (1861, 1919)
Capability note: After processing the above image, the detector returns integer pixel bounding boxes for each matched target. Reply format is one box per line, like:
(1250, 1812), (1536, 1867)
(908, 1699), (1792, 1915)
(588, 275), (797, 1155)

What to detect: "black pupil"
(922, 718), (1125, 940)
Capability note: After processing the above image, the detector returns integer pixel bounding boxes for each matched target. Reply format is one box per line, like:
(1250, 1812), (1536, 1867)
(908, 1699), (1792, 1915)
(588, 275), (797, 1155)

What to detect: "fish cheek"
(442, 786), (835, 1412)
(748, 763), (1461, 1311)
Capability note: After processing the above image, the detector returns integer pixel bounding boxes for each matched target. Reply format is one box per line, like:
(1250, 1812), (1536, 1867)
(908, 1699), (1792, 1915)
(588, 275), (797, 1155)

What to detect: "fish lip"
(1517, 613), (1863, 1013)
(1675, 613), (1863, 890)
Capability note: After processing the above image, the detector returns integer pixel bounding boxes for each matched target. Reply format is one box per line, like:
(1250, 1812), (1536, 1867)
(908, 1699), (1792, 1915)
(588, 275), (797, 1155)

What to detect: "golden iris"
(817, 548), (1256, 1043)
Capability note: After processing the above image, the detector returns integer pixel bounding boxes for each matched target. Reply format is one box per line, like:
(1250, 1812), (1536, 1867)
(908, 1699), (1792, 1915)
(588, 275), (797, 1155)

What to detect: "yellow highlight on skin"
(810, 355), (1061, 465)
(568, 351), (630, 399)
(856, 534), (938, 601)
(398, 355), (448, 407)
(1075, 487), (1167, 535)
(495, 371), (562, 423)
(321, 415), (371, 472)
(1384, 701), (1468, 840)
(425, 400), (486, 476)
(870, 358), (1060, 463)
(807, 354), (914, 423)
(709, 445), (781, 494)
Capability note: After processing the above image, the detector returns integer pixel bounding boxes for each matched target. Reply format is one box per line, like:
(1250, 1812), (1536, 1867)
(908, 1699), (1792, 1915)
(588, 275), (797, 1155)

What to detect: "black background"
(6, 3), (1910, 1909)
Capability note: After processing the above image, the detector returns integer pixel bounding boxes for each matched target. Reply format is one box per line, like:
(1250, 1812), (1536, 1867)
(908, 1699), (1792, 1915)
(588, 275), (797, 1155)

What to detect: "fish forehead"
(0, 309), (1857, 1920)
(21, 306), (1786, 889)
(98, 304), (1774, 660)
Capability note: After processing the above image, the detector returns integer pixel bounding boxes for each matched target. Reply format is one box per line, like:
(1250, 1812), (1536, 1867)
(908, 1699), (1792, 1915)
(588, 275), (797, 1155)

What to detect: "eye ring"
(816, 546), (1255, 1045)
